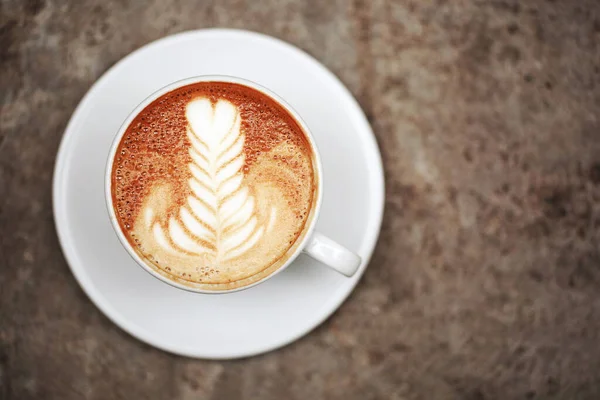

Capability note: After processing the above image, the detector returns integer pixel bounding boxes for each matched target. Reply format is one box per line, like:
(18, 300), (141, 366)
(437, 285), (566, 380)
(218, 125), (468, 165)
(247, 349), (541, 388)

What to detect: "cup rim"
(104, 75), (323, 294)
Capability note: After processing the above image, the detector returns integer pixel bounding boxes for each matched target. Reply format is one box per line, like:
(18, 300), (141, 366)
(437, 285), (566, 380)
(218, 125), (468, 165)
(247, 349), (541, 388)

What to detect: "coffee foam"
(111, 82), (317, 289)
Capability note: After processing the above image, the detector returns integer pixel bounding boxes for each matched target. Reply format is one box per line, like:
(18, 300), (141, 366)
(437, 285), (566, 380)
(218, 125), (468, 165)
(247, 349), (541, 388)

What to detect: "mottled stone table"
(2, 1), (600, 399)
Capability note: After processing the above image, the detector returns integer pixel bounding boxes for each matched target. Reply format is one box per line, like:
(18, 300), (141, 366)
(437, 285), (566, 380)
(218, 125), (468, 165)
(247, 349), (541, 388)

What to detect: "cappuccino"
(110, 82), (317, 289)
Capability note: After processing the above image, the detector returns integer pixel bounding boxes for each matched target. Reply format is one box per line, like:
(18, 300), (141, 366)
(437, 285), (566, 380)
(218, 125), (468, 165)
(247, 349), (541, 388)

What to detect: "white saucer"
(53, 29), (384, 359)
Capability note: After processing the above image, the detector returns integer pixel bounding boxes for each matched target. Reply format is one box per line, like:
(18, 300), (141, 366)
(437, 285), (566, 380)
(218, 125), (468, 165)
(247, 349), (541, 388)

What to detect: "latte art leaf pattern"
(147, 98), (269, 262)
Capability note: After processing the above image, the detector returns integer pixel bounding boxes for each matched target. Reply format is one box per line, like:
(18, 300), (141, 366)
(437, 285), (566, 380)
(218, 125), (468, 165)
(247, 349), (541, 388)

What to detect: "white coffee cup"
(105, 75), (361, 293)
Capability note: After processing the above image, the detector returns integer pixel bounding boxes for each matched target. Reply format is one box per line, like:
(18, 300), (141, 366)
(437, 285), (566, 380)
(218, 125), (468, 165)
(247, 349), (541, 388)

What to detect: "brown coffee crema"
(111, 82), (318, 290)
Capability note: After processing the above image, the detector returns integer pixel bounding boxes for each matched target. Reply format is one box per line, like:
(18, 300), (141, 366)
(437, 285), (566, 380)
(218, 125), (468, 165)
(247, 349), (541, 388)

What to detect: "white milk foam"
(145, 99), (273, 262)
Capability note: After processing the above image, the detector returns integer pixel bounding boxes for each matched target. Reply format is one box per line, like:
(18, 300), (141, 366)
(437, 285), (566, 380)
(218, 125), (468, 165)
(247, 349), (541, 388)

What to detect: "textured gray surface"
(2, 0), (600, 399)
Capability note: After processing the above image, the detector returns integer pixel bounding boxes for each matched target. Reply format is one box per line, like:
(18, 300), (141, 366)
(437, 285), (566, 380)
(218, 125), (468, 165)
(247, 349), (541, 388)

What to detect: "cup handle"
(303, 232), (362, 276)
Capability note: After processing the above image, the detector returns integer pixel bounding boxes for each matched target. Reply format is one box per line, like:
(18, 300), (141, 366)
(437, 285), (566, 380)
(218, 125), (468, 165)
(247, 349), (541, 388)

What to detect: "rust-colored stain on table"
(2, 0), (600, 399)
